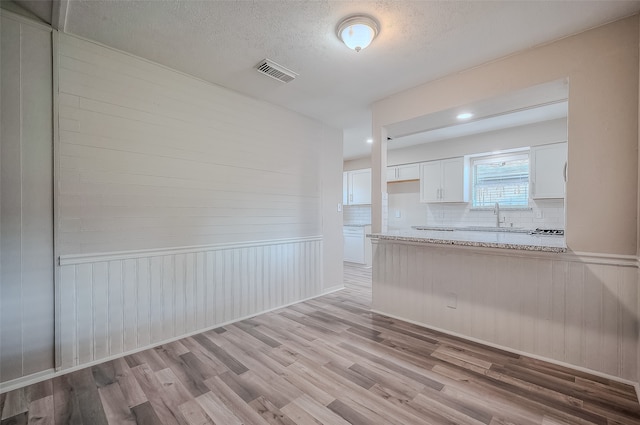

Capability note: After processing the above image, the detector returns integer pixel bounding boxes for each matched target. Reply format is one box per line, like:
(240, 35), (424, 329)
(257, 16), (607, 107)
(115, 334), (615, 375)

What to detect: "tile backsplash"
(424, 199), (564, 229)
(344, 205), (372, 225)
(386, 188), (564, 231)
(346, 194), (564, 230)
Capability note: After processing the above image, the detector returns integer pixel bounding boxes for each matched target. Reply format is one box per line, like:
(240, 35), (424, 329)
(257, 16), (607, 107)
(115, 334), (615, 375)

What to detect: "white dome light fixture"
(336, 15), (379, 52)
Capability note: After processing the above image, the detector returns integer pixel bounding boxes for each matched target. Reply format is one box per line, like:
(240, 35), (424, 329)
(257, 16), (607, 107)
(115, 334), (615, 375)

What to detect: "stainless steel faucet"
(494, 202), (500, 228)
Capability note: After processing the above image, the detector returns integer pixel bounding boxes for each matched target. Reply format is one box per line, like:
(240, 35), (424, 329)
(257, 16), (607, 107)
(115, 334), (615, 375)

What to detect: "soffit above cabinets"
(387, 80), (569, 151)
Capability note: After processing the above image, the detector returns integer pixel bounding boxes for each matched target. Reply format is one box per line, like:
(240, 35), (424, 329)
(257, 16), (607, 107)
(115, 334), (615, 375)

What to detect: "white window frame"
(471, 151), (530, 209)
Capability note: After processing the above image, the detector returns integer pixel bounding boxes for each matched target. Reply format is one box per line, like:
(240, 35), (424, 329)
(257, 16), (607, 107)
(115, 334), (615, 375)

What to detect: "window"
(472, 152), (529, 208)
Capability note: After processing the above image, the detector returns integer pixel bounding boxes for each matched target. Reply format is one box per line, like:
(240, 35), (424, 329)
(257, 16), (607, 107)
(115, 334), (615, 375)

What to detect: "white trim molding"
(59, 236), (323, 266)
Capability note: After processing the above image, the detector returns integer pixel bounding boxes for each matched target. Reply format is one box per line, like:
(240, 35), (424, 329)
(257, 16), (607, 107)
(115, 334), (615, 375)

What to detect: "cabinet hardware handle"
(563, 161), (568, 182)
(350, 194), (353, 202)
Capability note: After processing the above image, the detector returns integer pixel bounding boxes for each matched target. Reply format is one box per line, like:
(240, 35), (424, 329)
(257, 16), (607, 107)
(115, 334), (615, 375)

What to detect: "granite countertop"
(367, 229), (567, 253)
(344, 223), (372, 227)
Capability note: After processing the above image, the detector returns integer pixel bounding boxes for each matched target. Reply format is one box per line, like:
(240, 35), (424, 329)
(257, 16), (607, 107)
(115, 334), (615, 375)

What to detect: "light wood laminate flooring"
(2, 264), (639, 424)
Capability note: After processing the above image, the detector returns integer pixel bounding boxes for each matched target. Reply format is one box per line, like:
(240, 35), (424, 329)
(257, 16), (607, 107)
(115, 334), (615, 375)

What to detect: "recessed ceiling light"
(366, 138), (373, 144)
(337, 15), (379, 52)
(457, 112), (474, 120)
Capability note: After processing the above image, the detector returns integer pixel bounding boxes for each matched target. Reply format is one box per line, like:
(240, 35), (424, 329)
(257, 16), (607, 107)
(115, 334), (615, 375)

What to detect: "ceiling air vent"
(255, 59), (298, 83)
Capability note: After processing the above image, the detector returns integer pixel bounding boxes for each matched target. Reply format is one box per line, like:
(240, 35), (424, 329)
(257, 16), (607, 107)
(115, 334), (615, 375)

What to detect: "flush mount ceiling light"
(366, 138), (373, 144)
(336, 15), (379, 52)
(456, 112), (474, 120)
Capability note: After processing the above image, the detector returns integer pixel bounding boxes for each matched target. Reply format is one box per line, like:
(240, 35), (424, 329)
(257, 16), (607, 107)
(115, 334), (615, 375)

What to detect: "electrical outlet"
(535, 210), (543, 219)
(395, 210), (401, 218)
(337, 203), (342, 212)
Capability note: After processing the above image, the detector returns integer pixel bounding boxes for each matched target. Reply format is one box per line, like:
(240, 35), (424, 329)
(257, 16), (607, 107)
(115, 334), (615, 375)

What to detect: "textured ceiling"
(60, 1), (640, 159)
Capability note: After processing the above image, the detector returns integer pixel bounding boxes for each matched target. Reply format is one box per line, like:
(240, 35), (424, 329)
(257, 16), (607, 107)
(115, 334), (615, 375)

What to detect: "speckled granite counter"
(367, 229), (566, 253)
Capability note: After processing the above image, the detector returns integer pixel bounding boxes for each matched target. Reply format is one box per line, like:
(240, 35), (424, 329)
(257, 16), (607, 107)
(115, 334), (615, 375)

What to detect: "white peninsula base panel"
(371, 239), (638, 382)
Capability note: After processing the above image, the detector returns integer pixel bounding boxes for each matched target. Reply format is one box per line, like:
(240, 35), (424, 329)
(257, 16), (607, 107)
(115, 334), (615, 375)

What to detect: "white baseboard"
(321, 284), (346, 294)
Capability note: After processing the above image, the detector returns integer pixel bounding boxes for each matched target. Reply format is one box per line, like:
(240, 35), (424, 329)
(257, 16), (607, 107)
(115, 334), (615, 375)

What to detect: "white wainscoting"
(371, 239), (639, 382)
(57, 237), (323, 370)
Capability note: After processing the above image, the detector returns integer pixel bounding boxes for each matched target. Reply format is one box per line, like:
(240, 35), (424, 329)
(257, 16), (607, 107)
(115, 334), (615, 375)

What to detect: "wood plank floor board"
(175, 399), (215, 425)
(96, 383), (136, 425)
(2, 264), (639, 424)
(129, 401), (165, 425)
(249, 395), (297, 425)
(190, 333), (248, 375)
(0, 388), (27, 420)
(51, 375), (83, 425)
(0, 411), (27, 425)
(492, 362), (640, 417)
(203, 375), (271, 425)
(279, 400), (323, 425)
(284, 395), (351, 425)
(129, 364), (182, 425)
(232, 321), (283, 348)
(178, 336), (232, 376)
(26, 394), (54, 425)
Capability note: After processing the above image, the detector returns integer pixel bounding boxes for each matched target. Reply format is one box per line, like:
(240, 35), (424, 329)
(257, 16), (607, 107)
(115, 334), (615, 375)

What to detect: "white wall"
(52, 33), (343, 372)
(58, 34), (341, 255)
(372, 16), (639, 256)
(0, 12), (54, 384)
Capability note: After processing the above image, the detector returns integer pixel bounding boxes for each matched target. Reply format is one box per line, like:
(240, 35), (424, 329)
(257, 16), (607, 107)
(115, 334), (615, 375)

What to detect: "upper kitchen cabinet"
(420, 157), (467, 203)
(387, 163), (419, 182)
(530, 142), (567, 199)
(344, 168), (371, 205)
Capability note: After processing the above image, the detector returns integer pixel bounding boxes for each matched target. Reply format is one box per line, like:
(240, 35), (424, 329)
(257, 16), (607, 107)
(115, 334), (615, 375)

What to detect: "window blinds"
(472, 153), (529, 207)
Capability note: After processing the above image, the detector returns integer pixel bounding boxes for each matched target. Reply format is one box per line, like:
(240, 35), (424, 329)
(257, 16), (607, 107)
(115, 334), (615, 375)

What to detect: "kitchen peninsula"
(369, 227), (567, 252)
(367, 228), (637, 382)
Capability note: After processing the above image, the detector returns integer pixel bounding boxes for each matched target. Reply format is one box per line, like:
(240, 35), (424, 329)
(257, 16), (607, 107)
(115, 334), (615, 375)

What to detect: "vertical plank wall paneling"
(0, 14), (54, 383)
(51, 33), (341, 374)
(372, 240), (639, 381)
(57, 238), (322, 370)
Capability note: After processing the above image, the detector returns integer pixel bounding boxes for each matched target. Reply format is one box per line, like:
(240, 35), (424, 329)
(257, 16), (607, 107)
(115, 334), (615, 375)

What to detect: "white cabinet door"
(343, 234), (365, 263)
(386, 167), (397, 182)
(343, 169), (371, 205)
(420, 158), (466, 203)
(396, 164), (419, 181)
(530, 142), (567, 199)
(349, 169), (371, 205)
(343, 226), (371, 265)
(388, 164), (419, 182)
(420, 161), (443, 203)
(441, 157), (465, 202)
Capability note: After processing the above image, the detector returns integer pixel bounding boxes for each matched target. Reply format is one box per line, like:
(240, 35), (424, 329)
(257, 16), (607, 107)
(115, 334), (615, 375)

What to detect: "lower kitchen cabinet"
(343, 225), (372, 266)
